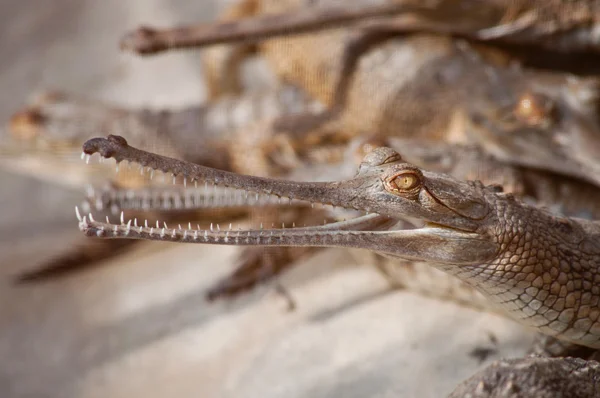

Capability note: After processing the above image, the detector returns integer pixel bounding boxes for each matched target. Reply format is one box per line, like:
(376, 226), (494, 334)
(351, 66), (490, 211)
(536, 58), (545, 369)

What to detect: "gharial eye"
(385, 171), (421, 192)
(514, 92), (555, 127)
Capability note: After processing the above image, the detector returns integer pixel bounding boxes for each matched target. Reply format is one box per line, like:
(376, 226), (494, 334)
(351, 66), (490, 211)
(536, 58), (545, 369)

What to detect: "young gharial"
(78, 134), (600, 397)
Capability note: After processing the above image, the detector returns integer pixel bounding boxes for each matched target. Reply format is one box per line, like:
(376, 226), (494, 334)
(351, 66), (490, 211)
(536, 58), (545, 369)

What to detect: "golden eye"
(385, 172), (421, 192)
(514, 92), (555, 127)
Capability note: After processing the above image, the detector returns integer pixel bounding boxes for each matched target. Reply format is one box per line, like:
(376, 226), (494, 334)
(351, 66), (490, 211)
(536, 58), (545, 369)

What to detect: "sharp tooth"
(161, 228), (166, 237)
(150, 227), (154, 236)
(82, 215), (87, 226)
(171, 229), (176, 238)
(80, 152), (85, 160)
(89, 213), (95, 223)
(164, 222), (169, 229)
(75, 206), (82, 222)
(106, 216), (110, 224)
(217, 224), (220, 232)
(156, 220), (160, 228)
(145, 219), (149, 228)
(210, 223), (214, 232)
(126, 219), (132, 230)
(120, 211), (125, 225)
(115, 163), (120, 173)
(188, 222), (192, 230)
(85, 155), (91, 164)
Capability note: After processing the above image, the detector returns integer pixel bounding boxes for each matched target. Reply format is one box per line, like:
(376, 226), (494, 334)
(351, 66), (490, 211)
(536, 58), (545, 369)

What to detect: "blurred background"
(0, 1), (534, 397)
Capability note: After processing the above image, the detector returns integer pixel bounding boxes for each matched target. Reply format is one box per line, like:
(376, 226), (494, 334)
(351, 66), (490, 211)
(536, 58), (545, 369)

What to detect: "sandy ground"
(0, 1), (535, 397)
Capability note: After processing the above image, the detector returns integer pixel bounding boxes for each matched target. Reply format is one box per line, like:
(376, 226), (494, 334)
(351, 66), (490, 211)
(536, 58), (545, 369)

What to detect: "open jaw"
(77, 135), (499, 266)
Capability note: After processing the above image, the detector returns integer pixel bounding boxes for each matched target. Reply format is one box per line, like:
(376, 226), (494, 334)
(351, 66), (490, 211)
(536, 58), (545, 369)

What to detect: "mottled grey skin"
(448, 356), (600, 398)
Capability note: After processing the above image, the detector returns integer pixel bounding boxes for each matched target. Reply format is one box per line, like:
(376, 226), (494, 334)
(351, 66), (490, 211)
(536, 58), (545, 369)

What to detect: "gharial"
(78, 134), (600, 397)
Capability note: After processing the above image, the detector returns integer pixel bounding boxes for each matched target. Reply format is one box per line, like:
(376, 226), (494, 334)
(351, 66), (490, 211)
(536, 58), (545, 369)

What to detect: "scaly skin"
(79, 135), (600, 351)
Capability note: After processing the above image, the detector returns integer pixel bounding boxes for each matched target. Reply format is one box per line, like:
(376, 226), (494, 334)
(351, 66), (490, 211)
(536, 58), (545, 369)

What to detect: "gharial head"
(76, 135), (508, 267)
(464, 67), (600, 185)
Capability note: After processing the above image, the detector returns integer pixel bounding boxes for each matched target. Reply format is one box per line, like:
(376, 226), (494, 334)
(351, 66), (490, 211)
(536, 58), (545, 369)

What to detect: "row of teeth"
(80, 151), (358, 213)
(75, 206), (354, 243)
(84, 185), (312, 214)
